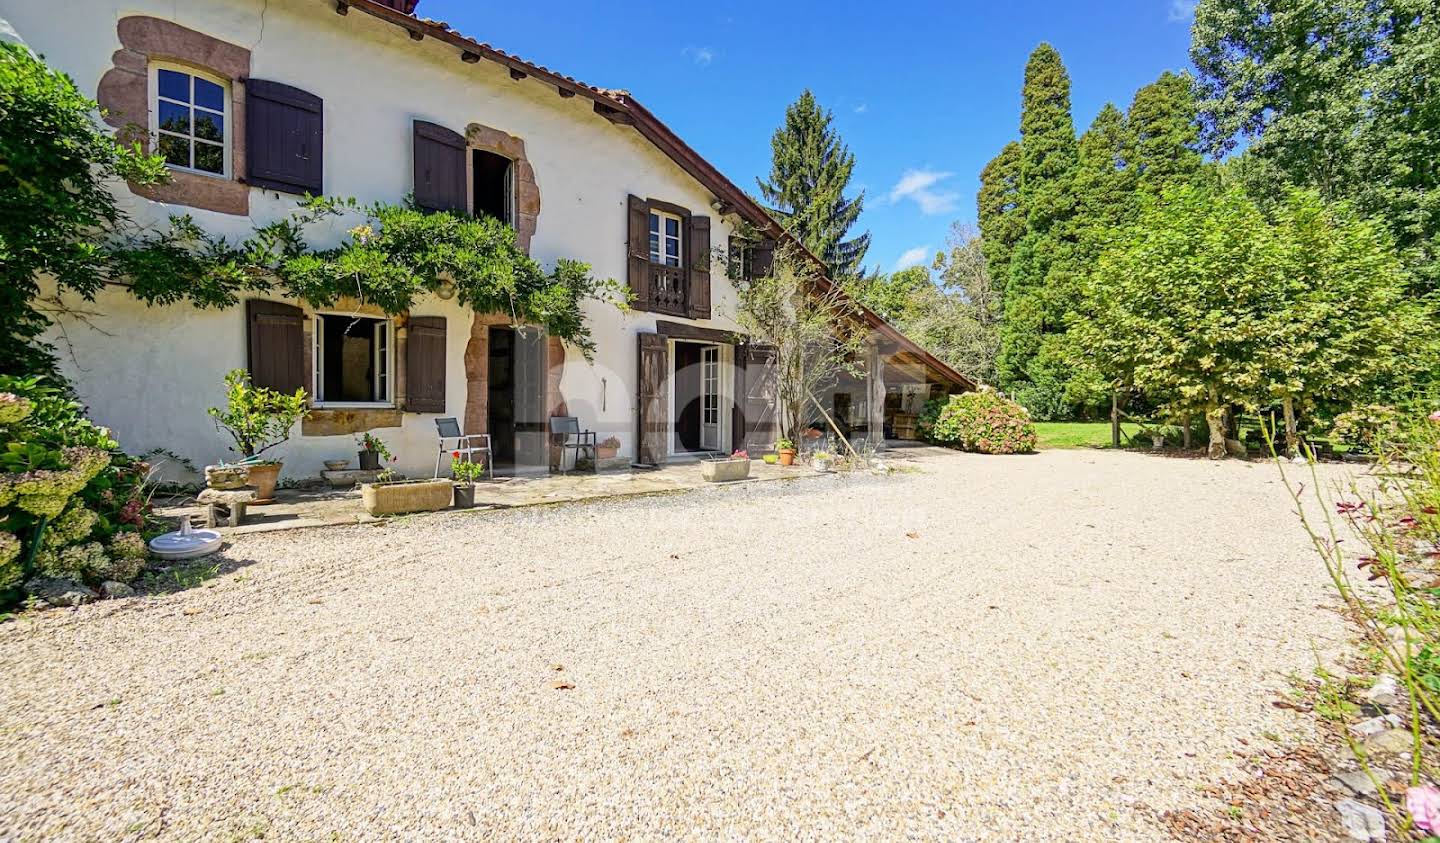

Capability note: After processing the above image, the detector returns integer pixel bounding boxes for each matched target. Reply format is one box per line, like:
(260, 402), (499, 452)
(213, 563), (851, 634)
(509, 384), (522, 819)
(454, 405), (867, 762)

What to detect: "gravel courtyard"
(0, 448), (1354, 841)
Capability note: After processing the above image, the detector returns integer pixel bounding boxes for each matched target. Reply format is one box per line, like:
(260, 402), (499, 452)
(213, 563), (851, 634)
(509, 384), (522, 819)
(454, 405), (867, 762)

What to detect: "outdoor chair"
(433, 417), (492, 479)
(549, 416), (598, 475)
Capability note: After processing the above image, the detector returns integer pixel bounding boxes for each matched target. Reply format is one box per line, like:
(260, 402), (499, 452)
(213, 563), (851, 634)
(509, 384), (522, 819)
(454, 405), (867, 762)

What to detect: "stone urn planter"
(204, 464), (249, 490)
(701, 457), (751, 483)
(324, 458), (351, 471)
(361, 477), (452, 516)
(811, 453), (834, 473)
(243, 461), (283, 503)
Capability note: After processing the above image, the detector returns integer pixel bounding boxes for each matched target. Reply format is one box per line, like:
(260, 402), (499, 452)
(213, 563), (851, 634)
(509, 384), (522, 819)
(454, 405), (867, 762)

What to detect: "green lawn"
(1033, 421), (1143, 450)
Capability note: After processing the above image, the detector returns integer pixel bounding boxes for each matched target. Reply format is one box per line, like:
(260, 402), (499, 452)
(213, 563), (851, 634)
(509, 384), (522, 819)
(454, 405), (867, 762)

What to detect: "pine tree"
(997, 43), (1080, 418)
(756, 90), (871, 280)
(1125, 71), (1202, 195)
(976, 141), (1023, 306)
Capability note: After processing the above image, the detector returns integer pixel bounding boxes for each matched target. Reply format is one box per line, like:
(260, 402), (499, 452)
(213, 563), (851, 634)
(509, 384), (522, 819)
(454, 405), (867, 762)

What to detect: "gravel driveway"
(0, 448), (1353, 841)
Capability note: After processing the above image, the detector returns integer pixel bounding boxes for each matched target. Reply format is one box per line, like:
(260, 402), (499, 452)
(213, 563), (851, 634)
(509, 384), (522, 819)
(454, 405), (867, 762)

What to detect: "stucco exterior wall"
(6, 0), (747, 480)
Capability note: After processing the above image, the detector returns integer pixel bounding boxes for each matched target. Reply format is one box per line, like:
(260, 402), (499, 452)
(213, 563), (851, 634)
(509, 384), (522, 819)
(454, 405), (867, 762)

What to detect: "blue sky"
(422, 0), (1199, 275)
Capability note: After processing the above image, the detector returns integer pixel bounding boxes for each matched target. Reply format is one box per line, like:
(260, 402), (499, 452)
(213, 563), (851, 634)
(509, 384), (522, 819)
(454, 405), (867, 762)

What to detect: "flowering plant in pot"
(356, 431), (393, 471)
(206, 369), (307, 501)
(450, 453), (485, 507)
(775, 437), (797, 466)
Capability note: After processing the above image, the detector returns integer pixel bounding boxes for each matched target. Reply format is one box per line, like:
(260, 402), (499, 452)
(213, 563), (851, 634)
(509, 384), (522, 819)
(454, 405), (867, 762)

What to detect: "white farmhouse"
(3, 0), (970, 481)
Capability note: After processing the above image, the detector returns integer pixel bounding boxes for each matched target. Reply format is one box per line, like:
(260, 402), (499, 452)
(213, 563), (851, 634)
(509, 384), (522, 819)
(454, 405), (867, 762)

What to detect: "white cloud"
(682, 46), (715, 67)
(887, 168), (961, 215)
(894, 245), (932, 271)
(853, 102), (868, 115)
(1167, 0), (1197, 22)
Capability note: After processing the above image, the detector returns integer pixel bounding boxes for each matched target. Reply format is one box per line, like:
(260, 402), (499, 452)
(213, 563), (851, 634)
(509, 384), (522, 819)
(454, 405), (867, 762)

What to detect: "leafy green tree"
(0, 41), (166, 381)
(1258, 190), (1432, 454)
(846, 265), (931, 325)
(923, 226), (1002, 385)
(756, 90), (871, 280)
(1059, 103), (1138, 411)
(998, 43), (1081, 417)
(1080, 185), (1279, 458)
(1125, 71), (1203, 195)
(1191, 0), (1440, 292)
(976, 141), (1023, 305)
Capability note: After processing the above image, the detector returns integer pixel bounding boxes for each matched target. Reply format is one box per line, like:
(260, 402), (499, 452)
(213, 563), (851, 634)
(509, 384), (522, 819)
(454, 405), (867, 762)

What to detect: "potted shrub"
(811, 450), (833, 472)
(206, 369), (307, 502)
(450, 454), (485, 507)
(597, 436), (621, 461)
(356, 432), (393, 471)
(775, 438), (797, 466)
(701, 450), (751, 482)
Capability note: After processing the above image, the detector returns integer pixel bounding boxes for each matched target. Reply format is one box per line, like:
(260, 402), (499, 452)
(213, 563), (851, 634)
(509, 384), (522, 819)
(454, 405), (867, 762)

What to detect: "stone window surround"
(464, 122), (539, 253)
(97, 16), (250, 215)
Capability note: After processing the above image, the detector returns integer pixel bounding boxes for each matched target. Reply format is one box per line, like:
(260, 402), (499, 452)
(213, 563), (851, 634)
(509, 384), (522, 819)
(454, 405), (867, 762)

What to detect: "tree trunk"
(1282, 395), (1299, 457)
(1206, 402), (1227, 460)
(1111, 392), (1121, 449)
(1181, 413), (1192, 450)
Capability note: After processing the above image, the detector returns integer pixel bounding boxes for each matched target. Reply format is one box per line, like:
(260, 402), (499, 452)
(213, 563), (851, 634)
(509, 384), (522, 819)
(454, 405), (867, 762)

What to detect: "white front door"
(700, 345), (720, 451)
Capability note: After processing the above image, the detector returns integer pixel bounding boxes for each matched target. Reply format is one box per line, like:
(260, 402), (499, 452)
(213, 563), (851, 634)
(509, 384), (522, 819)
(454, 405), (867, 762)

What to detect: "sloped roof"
(334, 0), (975, 390)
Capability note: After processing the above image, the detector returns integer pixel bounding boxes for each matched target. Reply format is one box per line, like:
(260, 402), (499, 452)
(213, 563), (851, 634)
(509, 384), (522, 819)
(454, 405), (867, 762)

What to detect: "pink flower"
(1407, 785), (1440, 833)
(1430, 410), (1440, 424)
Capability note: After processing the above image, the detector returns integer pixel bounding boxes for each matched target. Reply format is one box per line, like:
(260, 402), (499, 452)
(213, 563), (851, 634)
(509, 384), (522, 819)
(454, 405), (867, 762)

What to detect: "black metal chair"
(433, 417), (492, 479)
(549, 416), (598, 474)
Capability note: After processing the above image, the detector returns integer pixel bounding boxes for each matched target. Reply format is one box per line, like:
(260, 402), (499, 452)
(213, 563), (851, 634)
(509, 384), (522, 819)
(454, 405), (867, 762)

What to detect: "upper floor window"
(153, 65), (228, 177)
(649, 210), (682, 267)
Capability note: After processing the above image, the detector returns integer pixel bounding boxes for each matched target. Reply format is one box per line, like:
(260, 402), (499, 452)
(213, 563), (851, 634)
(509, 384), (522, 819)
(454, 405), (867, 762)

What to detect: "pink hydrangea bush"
(918, 390), (1037, 455)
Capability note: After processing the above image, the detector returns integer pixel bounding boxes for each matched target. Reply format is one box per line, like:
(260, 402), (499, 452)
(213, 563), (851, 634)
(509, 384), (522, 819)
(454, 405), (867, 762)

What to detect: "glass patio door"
(700, 345), (719, 451)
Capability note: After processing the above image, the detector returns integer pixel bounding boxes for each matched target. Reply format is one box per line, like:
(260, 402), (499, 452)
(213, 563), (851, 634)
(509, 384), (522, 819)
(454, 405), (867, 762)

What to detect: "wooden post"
(1111, 391), (1121, 449)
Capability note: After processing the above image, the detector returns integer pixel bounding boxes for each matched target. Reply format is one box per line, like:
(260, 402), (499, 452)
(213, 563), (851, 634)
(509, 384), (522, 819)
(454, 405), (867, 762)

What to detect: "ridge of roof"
(335, 0), (975, 390)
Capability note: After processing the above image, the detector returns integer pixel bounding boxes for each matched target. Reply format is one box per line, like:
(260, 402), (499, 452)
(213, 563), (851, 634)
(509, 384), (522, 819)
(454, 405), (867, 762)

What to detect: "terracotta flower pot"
(245, 461), (282, 503)
(778, 449), (797, 466)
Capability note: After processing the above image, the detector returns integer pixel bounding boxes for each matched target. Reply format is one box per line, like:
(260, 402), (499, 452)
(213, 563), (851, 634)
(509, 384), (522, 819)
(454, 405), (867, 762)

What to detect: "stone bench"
(197, 487), (258, 528)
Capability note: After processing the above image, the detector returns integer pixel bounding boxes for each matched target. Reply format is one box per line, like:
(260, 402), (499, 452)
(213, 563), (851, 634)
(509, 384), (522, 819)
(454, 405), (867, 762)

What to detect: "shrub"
(1331, 404), (1403, 453)
(919, 390), (1037, 454)
(0, 375), (156, 604)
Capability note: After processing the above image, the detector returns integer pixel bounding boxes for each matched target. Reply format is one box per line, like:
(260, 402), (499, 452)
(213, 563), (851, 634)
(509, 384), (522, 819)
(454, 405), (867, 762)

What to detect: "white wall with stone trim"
(5, 0), (749, 480)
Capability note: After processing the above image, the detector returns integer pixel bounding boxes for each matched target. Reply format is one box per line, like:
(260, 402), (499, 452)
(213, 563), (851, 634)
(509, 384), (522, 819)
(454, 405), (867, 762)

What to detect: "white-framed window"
(151, 64), (229, 177)
(313, 313), (393, 407)
(648, 210), (682, 267)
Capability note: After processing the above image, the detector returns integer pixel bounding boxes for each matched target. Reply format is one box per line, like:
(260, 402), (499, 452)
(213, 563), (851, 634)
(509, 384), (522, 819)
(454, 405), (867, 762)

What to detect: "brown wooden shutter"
(246, 79), (323, 195)
(405, 316), (447, 413)
(413, 121), (466, 214)
(685, 214), (711, 319)
(246, 300), (306, 394)
(626, 195), (652, 311)
(636, 332), (668, 465)
(751, 237), (777, 280)
(741, 343), (778, 453)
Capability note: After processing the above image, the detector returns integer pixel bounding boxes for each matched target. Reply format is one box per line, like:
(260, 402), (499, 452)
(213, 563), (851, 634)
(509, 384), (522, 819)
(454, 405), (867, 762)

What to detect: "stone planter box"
(701, 457), (751, 483)
(361, 478), (453, 516)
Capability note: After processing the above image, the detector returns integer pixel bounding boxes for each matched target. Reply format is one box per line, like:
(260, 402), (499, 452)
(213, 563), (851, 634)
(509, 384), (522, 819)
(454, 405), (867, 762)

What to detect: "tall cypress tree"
(1126, 71), (1203, 195)
(1073, 103), (1136, 257)
(977, 141), (1023, 305)
(756, 90), (871, 280)
(997, 43), (1080, 417)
